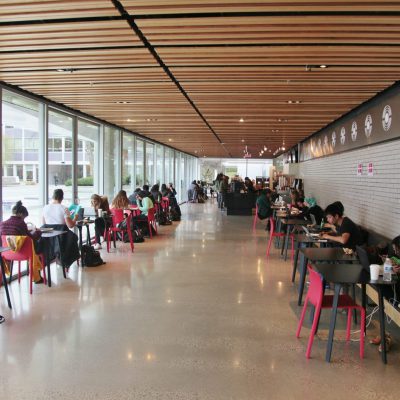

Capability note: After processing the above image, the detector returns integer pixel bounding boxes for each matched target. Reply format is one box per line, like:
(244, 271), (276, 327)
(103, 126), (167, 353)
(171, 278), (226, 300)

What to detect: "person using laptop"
(91, 194), (110, 249)
(320, 203), (363, 249)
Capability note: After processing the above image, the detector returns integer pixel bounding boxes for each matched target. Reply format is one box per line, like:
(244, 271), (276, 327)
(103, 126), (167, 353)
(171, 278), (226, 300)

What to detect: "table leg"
(280, 224), (287, 256)
(297, 255), (308, 305)
(284, 224), (291, 261)
(47, 261), (52, 287)
(0, 257), (12, 309)
(326, 283), (341, 362)
(291, 243), (300, 283)
(361, 284), (367, 335)
(377, 287), (387, 364)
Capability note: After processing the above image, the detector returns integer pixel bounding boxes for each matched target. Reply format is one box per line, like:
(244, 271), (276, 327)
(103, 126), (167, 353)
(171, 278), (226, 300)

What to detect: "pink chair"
(1, 236), (47, 295)
(266, 217), (294, 262)
(105, 209), (134, 253)
(296, 266), (365, 359)
(146, 208), (157, 238)
(252, 204), (262, 231)
(161, 197), (170, 213)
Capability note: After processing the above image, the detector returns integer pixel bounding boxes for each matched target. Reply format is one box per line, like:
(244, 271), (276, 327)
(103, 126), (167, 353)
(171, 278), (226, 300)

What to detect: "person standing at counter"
(244, 177), (255, 192)
(214, 173), (224, 209)
(220, 175), (229, 210)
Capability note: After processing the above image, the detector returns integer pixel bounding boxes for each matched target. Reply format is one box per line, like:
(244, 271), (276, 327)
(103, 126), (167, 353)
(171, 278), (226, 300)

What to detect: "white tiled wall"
(298, 140), (400, 239)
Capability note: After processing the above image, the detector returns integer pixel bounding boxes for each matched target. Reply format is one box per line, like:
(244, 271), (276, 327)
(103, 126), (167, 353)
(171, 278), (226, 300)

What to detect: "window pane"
(77, 119), (99, 207)
(156, 144), (163, 185)
(2, 90), (41, 225)
(104, 126), (119, 200)
(48, 110), (73, 204)
(145, 142), (154, 185)
(136, 139), (144, 187)
(122, 132), (134, 194)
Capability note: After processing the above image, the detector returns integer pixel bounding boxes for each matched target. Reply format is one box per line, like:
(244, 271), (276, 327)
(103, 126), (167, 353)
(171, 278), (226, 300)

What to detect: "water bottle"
(383, 258), (392, 282)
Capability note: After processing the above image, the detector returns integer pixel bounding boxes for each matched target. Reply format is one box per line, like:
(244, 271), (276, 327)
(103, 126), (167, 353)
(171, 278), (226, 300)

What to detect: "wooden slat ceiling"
(1, 1), (400, 158)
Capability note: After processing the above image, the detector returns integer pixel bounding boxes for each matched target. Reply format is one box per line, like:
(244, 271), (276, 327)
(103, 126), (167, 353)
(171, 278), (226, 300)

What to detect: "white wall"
(298, 139), (400, 238)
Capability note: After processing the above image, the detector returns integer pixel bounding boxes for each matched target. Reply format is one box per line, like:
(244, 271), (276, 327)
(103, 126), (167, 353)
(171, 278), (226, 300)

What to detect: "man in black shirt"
(321, 203), (363, 249)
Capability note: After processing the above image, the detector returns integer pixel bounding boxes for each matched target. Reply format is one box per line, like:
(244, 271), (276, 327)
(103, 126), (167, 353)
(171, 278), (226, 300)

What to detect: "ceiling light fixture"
(239, 118), (244, 123)
(241, 139), (245, 142)
(319, 64), (327, 69)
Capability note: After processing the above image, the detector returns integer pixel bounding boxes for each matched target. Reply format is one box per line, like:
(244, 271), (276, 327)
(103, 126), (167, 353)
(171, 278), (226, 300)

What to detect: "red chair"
(146, 208), (157, 238)
(105, 209), (134, 253)
(266, 217), (294, 262)
(1, 236), (47, 295)
(252, 204), (262, 231)
(161, 197), (170, 213)
(296, 266), (365, 359)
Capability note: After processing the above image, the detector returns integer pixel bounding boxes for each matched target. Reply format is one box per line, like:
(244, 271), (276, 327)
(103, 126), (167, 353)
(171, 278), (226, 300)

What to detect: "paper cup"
(370, 264), (380, 280)
(98, 208), (103, 217)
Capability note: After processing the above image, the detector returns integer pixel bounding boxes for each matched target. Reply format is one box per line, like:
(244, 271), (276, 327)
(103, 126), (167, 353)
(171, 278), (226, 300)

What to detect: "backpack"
(157, 210), (172, 225)
(170, 207), (181, 221)
(81, 244), (105, 267)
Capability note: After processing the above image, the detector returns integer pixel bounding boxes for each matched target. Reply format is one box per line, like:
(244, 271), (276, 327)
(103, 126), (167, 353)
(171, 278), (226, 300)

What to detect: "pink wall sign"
(357, 163), (363, 176)
(367, 162), (373, 176)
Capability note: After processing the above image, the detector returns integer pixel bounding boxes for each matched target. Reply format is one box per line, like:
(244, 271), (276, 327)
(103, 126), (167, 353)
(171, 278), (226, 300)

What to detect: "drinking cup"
(370, 264), (380, 280)
(98, 208), (103, 217)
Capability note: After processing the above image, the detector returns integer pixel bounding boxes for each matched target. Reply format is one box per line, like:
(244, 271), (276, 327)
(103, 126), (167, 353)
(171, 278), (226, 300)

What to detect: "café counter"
(225, 192), (256, 215)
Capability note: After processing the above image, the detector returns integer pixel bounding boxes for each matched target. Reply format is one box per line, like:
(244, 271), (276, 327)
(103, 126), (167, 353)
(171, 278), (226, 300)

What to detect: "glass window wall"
(122, 132), (135, 195)
(1, 86), (199, 224)
(136, 139), (144, 187)
(145, 142), (154, 186)
(77, 119), (99, 208)
(104, 126), (120, 201)
(48, 109), (73, 205)
(1, 90), (42, 225)
(155, 144), (164, 185)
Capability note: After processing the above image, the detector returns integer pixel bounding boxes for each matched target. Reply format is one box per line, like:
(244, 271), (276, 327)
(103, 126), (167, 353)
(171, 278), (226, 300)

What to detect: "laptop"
(84, 207), (97, 217)
(301, 225), (320, 238)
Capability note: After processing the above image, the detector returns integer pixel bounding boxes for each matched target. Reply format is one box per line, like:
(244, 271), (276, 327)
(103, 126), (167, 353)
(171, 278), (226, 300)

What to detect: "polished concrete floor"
(0, 201), (399, 399)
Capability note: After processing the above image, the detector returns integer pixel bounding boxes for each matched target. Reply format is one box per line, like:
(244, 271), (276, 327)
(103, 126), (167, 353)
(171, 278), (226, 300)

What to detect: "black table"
(0, 246), (11, 311)
(280, 218), (309, 261)
(41, 230), (67, 287)
(298, 247), (358, 305)
(312, 263), (367, 362)
(291, 234), (329, 283)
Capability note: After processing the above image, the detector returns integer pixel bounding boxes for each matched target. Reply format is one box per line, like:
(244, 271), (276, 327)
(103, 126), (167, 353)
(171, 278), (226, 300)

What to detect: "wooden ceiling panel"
(1, 1), (400, 157)
(123, 1), (400, 14)
(0, 1), (119, 21)
(0, 21), (139, 51)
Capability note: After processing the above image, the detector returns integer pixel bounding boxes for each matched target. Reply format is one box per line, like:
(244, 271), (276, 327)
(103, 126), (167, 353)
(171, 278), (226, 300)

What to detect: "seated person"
(321, 203), (363, 249)
(128, 188), (141, 205)
(291, 197), (308, 216)
(142, 185), (155, 203)
(322, 201), (344, 231)
(91, 194), (110, 249)
(369, 235), (400, 351)
(111, 190), (130, 210)
(132, 191), (154, 235)
(0, 201), (44, 283)
(303, 197), (324, 225)
(168, 183), (177, 196)
(161, 183), (171, 197)
(43, 189), (78, 228)
(150, 184), (162, 204)
(42, 189), (80, 267)
(256, 189), (273, 220)
(290, 189), (299, 207)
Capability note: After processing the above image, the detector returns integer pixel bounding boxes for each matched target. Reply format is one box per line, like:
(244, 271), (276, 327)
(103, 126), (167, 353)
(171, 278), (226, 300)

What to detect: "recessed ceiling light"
(126, 119), (132, 122)
(278, 118), (288, 123)
(241, 139), (245, 142)
(168, 138), (172, 142)
(282, 146), (286, 151)
(319, 64), (327, 68)
(239, 118), (244, 123)
(288, 100), (301, 104)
